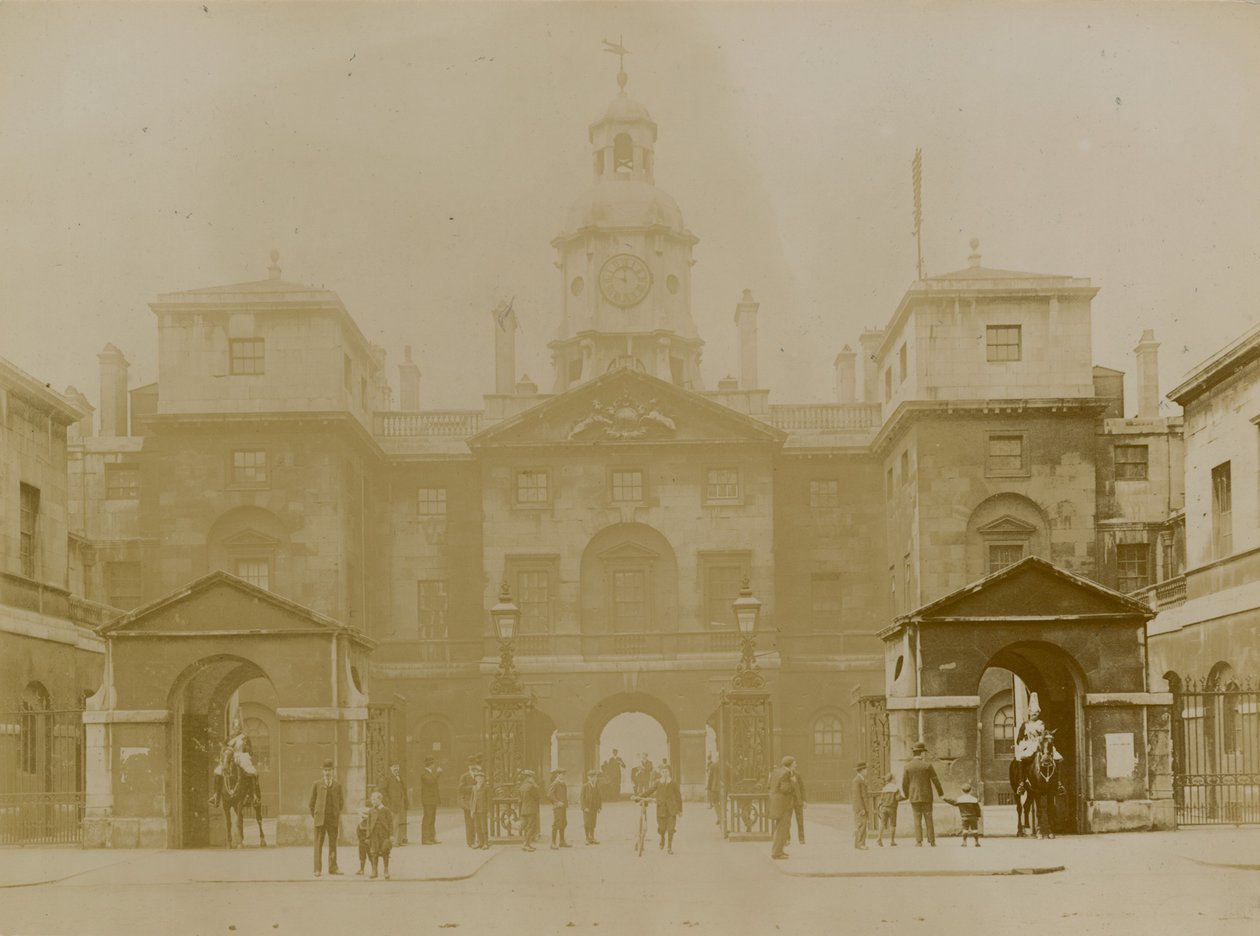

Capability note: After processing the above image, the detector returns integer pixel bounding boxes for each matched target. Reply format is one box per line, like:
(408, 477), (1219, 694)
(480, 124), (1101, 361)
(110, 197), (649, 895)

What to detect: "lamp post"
(485, 583), (532, 842)
(720, 577), (773, 841)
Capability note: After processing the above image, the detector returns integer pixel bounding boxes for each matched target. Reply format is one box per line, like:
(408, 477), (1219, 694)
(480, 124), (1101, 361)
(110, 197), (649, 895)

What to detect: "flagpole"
(912, 147), (924, 280)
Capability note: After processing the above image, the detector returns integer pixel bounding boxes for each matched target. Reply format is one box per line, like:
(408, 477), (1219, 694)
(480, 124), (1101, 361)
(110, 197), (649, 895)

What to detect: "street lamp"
(719, 577), (772, 841)
(485, 583), (531, 842)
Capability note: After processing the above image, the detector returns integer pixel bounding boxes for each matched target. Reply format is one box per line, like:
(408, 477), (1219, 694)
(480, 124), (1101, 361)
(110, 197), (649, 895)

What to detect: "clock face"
(599, 254), (652, 308)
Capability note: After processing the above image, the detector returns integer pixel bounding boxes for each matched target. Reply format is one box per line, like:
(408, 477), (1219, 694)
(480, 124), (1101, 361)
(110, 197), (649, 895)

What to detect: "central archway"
(584, 693), (680, 790)
(978, 641), (1087, 834)
(168, 654), (276, 848)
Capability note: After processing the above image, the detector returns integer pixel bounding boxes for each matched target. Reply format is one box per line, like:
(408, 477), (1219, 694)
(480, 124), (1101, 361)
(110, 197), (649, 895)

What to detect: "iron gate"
(1170, 674), (1259, 826)
(0, 707), (85, 844)
(858, 696), (890, 783)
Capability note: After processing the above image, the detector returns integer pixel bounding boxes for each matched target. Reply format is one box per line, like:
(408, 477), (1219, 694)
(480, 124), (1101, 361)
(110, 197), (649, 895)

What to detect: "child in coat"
(875, 772), (904, 846)
(354, 792), (372, 874)
(366, 790), (395, 877)
(945, 782), (983, 847)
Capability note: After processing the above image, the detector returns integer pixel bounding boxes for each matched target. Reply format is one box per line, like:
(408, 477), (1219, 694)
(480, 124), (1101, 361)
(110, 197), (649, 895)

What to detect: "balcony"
(1132, 575), (1187, 612)
(0, 571), (118, 630)
(374, 411), (483, 438)
(768, 403), (882, 431)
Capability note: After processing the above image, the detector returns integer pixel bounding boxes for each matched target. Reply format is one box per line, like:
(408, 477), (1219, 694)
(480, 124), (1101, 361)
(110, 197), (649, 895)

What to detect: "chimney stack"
(97, 344), (129, 437)
(1134, 329), (1161, 418)
(493, 301), (516, 395)
(858, 329), (886, 403)
(63, 385), (94, 440)
(398, 345), (421, 410)
(734, 289), (760, 390)
(833, 345), (857, 403)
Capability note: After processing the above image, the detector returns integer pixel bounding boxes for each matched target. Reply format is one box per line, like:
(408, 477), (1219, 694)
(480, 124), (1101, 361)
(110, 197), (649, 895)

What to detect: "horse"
(1024, 730), (1064, 839)
(1008, 758), (1036, 837)
(216, 746), (266, 848)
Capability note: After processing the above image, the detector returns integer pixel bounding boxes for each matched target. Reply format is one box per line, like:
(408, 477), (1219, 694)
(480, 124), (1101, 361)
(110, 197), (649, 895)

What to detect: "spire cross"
(602, 35), (629, 89)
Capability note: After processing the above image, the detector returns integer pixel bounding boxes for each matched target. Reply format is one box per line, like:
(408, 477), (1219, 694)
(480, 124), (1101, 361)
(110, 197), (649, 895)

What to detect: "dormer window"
(613, 133), (633, 173)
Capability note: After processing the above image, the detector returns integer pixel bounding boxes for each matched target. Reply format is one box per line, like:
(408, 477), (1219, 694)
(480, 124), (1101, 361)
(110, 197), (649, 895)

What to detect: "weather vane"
(602, 35), (630, 90)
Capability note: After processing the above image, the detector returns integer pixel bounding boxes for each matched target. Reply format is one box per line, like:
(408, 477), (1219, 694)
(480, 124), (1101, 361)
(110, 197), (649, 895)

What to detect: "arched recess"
(206, 506), (291, 594)
(965, 493), (1050, 582)
(168, 654), (275, 848)
(977, 641), (1087, 830)
(579, 523), (680, 637)
(583, 692), (681, 784)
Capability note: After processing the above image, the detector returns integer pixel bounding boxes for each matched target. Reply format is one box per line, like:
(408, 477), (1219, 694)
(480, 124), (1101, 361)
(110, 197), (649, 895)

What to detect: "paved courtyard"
(1, 805), (1257, 936)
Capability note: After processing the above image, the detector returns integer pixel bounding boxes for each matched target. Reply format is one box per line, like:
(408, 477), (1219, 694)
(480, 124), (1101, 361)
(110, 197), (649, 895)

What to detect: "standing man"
(705, 755), (721, 824)
(580, 768), (603, 845)
(632, 754), (654, 797)
(851, 761), (870, 850)
(791, 763), (806, 845)
(383, 763), (409, 846)
(470, 766), (490, 849)
(603, 749), (626, 802)
(901, 741), (944, 847)
(767, 755), (798, 860)
(308, 759), (344, 877)
(518, 769), (541, 852)
(651, 763), (682, 854)
(548, 768), (571, 849)
(419, 756), (443, 845)
(458, 756), (480, 848)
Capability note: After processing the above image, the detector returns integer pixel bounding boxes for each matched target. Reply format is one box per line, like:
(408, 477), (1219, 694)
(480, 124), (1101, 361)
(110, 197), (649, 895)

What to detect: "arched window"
(993, 705), (1015, 757)
(813, 713), (843, 758)
(20, 682), (51, 775)
(244, 716), (270, 774)
(613, 133), (633, 172)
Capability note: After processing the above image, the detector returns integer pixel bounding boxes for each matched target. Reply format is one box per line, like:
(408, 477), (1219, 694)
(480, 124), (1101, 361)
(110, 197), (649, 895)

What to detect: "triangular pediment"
(97, 571), (372, 647)
(468, 368), (786, 448)
(976, 515), (1038, 537)
(598, 541), (660, 562)
(903, 556), (1154, 622)
(220, 528), (283, 549)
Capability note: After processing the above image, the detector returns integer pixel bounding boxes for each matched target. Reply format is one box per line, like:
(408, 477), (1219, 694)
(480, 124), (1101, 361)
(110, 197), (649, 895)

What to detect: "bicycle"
(633, 795), (649, 856)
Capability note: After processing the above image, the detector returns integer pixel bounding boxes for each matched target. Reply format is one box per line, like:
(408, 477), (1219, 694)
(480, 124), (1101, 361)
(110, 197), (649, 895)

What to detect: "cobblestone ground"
(1, 805), (1257, 936)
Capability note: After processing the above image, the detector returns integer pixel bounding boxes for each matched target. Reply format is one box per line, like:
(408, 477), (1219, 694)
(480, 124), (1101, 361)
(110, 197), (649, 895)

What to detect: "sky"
(2, 1), (1258, 412)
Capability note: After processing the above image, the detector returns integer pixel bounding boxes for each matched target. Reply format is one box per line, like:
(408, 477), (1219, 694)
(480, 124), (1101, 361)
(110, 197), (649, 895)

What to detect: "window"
(105, 561), (142, 609)
(418, 580), (448, 641)
(899, 450), (910, 483)
(898, 344), (908, 382)
(1211, 461), (1233, 558)
(19, 683), (50, 775)
(884, 367), (893, 401)
(808, 479), (839, 508)
(518, 569), (551, 634)
(1116, 543), (1150, 593)
(1114, 445), (1149, 481)
(813, 713), (842, 757)
(229, 338), (265, 375)
(612, 569), (647, 631)
(988, 544), (1024, 574)
(986, 434), (1026, 477)
(993, 705), (1015, 756)
(986, 325), (1021, 362)
(231, 449), (268, 486)
(611, 470), (644, 503)
(235, 559), (270, 591)
(810, 574), (842, 632)
(516, 470), (549, 505)
(19, 483), (39, 578)
(1160, 535), (1175, 580)
(418, 487), (447, 516)
(705, 468), (739, 502)
(705, 564), (744, 628)
(105, 465), (140, 500)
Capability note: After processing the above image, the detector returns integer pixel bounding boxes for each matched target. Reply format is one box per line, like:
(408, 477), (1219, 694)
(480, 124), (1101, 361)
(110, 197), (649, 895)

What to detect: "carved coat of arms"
(568, 396), (677, 441)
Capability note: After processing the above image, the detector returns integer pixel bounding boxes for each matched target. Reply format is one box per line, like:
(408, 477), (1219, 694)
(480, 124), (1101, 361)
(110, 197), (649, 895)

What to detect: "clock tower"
(549, 63), (704, 391)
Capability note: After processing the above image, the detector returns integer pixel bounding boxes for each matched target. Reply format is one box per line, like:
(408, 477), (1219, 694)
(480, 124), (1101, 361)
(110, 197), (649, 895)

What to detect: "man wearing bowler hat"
(767, 755), (798, 860)
(851, 761), (870, 850)
(901, 741), (944, 847)
(309, 759), (344, 877)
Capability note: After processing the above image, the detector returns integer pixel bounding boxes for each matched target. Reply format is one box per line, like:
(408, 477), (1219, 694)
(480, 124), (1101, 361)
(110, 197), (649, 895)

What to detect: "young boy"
(580, 769), (603, 845)
(354, 791), (373, 875)
(366, 789), (395, 877)
(875, 772), (904, 847)
(945, 782), (983, 847)
(470, 766), (490, 849)
(548, 768), (571, 849)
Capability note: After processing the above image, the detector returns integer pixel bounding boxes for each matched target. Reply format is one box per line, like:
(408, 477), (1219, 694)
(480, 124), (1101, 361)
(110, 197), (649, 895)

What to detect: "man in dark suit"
(518, 769), (541, 852)
(790, 765), (806, 844)
(419, 756), (443, 844)
(470, 766), (490, 849)
(901, 741), (944, 847)
(580, 768), (603, 844)
(383, 763), (408, 846)
(650, 764), (683, 854)
(851, 761), (870, 850)
(767, 755), (798, 859)
(309, 759), (344, 877)
(457, 756), (480, 848)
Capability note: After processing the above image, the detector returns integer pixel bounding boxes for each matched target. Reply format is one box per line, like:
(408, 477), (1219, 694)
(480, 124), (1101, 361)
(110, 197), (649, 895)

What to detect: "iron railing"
(0, 707), (85, 845)
(1171, 674), (1259, 826)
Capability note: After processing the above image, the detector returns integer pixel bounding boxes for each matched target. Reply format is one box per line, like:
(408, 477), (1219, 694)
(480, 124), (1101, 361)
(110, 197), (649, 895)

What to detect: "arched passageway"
(583, 693), (680, 787)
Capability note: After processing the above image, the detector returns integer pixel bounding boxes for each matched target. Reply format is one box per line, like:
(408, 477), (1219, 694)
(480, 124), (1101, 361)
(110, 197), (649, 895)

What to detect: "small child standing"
(945, 782), (983, 847)
(875, 772), (904, 847)
(366, 790), (395, 877)
(354, 793), (372, 875)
